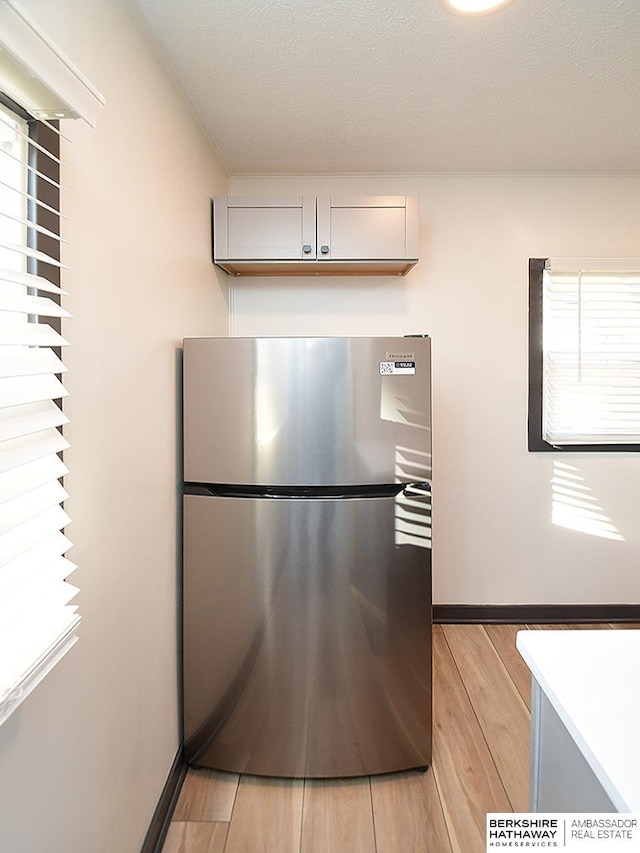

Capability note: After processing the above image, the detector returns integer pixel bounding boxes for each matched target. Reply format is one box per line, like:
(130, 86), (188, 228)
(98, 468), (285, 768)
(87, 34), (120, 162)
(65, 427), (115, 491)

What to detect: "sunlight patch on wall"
(551, 461), (624, 542)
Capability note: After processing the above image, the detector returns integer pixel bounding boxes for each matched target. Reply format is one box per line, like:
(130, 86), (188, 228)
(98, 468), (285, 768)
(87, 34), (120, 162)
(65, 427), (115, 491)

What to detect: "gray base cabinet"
(517, 629), (640, 815)
(529, 680), (617, 812)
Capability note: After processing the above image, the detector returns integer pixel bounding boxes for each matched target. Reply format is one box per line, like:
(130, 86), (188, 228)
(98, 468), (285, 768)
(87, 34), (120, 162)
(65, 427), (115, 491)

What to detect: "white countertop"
(516, 629), (640, 812)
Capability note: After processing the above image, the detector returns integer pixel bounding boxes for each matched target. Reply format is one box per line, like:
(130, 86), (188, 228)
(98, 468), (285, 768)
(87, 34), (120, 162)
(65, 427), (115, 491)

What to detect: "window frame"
(528, 257), (640, 453)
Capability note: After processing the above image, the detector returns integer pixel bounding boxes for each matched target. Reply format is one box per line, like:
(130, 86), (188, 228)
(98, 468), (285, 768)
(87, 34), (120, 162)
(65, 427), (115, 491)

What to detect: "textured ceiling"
(131, 0), (640, 174)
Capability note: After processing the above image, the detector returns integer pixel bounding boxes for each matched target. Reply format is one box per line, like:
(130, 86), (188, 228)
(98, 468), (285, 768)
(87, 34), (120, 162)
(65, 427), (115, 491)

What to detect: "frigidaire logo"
(385, 351), (415, 360)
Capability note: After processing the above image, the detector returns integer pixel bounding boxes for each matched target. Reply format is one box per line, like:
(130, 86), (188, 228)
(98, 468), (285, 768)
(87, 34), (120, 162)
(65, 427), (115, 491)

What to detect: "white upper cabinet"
(212, 195), (419, 276)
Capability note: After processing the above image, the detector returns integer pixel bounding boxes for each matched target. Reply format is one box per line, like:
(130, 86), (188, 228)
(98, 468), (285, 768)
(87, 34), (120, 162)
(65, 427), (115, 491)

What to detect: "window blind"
(0, 101), (79, 724)
(542, 259), (640, 446)
(0, 1), (102, 725)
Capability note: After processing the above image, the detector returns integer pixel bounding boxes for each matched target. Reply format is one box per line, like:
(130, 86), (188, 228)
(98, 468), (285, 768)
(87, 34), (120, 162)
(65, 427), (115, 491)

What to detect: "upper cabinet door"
(316, 196), (419, 261)
(213, 196), (316, 260)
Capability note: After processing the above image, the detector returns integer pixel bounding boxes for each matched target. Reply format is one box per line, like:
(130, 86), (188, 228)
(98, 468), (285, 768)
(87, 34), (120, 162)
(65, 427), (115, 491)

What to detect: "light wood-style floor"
(162, 622), (638, 853)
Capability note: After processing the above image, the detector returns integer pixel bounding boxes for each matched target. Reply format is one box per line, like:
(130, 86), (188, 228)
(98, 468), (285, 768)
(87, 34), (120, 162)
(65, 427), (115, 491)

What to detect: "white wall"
(0, 2), (229, 851)
(230, 174), (640, 607)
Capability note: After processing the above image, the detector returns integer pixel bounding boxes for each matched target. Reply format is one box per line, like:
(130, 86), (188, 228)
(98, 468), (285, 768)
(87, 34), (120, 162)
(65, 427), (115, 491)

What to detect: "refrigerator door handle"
(402, 481), (432, 497)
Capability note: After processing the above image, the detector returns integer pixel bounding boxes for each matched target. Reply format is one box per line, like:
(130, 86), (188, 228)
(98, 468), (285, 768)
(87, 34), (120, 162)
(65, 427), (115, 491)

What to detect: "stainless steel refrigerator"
(182, 335), (432, 778)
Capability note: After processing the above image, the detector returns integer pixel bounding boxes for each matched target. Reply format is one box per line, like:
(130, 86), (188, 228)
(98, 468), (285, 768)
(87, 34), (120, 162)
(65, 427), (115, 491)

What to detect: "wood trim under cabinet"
(140, 747), (187, 853)
(433, 604), (640, 625)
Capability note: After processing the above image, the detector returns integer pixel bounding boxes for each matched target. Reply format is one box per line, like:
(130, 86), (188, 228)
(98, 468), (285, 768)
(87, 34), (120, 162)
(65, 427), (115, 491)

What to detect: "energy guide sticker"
(486, 814), (640, 850)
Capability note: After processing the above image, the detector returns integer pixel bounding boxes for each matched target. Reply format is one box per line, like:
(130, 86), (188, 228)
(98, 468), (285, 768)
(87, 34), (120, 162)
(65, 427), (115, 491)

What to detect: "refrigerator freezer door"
(183, 336), (431, 487)
(183, 491), (432, 778)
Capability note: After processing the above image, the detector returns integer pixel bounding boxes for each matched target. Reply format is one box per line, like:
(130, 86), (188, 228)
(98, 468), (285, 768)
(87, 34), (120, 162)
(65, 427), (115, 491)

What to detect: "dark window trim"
(528, 257), (640, 453)
(29, 117), (61, 322)
(527, 258), (548, 451)
(0, 92), (61, 316)
(0, 92), (31, 122)
(29, 114), (65, 476)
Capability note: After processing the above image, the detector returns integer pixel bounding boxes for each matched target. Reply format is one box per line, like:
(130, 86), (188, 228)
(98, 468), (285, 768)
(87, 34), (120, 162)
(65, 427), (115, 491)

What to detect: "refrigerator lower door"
(183, 491), (432, 778)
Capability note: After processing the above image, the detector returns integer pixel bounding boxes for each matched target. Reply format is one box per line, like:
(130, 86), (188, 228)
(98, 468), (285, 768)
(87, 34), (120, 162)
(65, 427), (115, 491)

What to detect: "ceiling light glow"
(446, 0), (515, 14)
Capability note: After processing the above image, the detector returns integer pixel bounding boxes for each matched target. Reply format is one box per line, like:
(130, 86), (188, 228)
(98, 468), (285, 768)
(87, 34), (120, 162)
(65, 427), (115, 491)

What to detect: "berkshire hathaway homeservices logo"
(486, 814), (640, 850)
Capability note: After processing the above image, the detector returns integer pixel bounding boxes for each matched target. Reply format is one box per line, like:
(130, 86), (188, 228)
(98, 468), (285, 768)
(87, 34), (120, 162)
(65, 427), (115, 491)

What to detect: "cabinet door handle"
(320, 245), (329, 254)
(302, 244), (312, 254)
